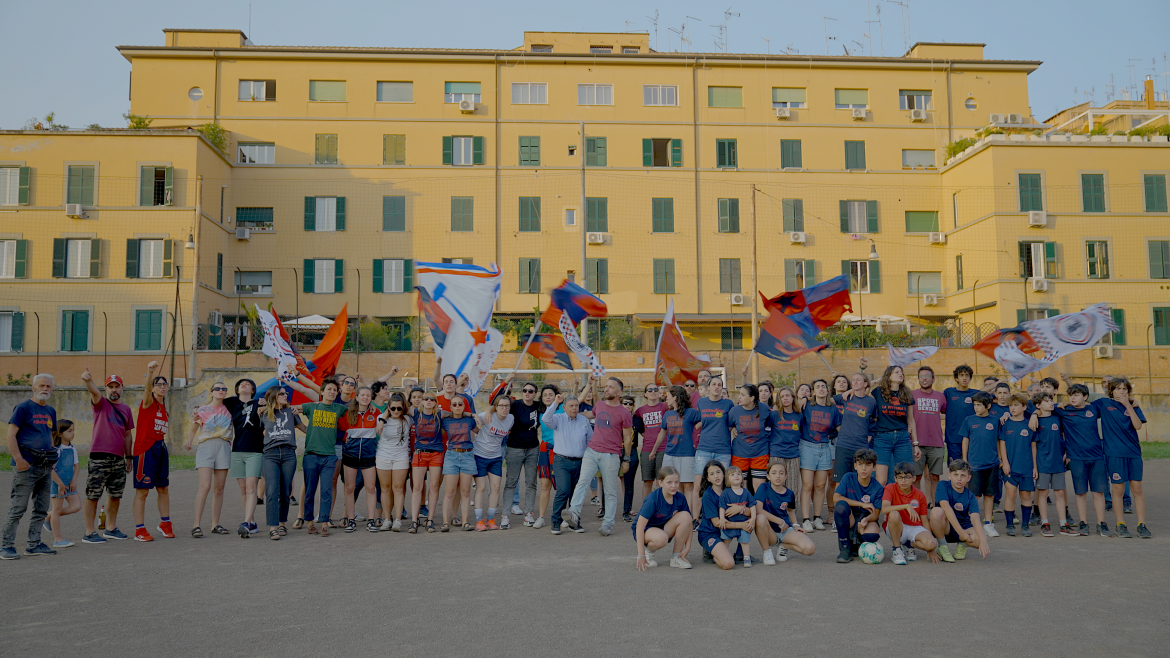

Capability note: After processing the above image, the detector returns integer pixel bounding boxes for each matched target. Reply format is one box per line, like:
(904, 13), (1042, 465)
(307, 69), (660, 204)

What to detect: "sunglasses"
(645, 387), (659, 392)
(621, 401), (634, 406)
(423, 397), (436, 401)
(277, 392), (288, 397)
(523, 389), (537, 394)
(389, 406), (403, 411)
(211, 387), (228, 392)
(684, 383), (695, 388)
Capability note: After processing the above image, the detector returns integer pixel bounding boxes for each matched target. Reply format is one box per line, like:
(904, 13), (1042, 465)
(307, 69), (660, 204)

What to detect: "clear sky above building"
(2, 0), (1167, 129)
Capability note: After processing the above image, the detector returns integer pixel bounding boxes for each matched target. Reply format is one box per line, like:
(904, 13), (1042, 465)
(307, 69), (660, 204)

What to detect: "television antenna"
(886, 0), (909, 53)
(823, 17), (838, 55)
(762, 37), (770, 54)
(645, 10), (659, 51)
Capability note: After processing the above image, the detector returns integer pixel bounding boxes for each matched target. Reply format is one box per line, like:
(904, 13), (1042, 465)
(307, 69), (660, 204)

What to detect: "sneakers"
(248, 522), (259, 534)
(984, 522), (1000, 538)
(643, 553), (658, 567)
(511, 505), (524, 515)
(52, 539), (74, 549)
(563, 510), (580, 531)
(136, 528), (155, 542)
(380, 518), (392, 531)
(1137, 523), (1152, 539)
(354, 514), (367, 523)
(622, 513), (633, 523)
(419, 505), (429, 519)
(775, 547), (789, 562)
(590, 496), (600, 505)
(742, 555), (753, 568)
(802, 519), (814, 533)
(550, 523), (562, 535)
(1059, 522), (1077, 536)
(764, 548), (777, 565)
(1005, 524), (1017, 537)
(954, 542), (968, 560)
(366, 520), (379, 533)
(157, 521), (175, 538)
(524, 512), (536, 527)
(532, 517), (546, 529)
(103, 528), (128, 540)
(290, 495), (297, 506)
(237, 523), (250, 539)
(1041, 523), (1054, 537)
(891, 547), (908, 565)
(1116, 522), (1133, 539)
(904, 543), (917, 561)
(82, 532), (107, 544)
(476, 520), (487, 531)
(1105, 501), (1113, 512)
(701, 551), (715, 564)
(573, 522), (586, 534)
(936, 544), (955, 563)
(813, 517), (826, 531)
(486, 519), (499, 530)
(595, 506), (605, 519)
(597, 524), (612, 537)
(1123, 504), (1134, 514)
(836, 546), (852, 563)
(391, 519), (402, 532)
(0, 547), (19, 560)
(24, 543), (56, 556)
(500, 516), (510, 530)
(1097, 522), (1113, 537)
(669, 555), (691, 569)
(345, 519), (357, 533)
(1077, 521), (1090, 536)
(1022, 524), (1033, 538)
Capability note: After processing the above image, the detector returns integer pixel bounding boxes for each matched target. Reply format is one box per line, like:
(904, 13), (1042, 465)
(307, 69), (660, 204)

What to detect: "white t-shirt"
(376, 416), (412, 463)
(473, 412), (513, 460)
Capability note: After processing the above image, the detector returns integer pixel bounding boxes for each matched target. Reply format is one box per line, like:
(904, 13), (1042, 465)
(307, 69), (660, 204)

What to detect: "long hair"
(876, 366), (912, 405)
(740, 384), (760, 417)
(667, 385), (690, 412)
(346, 386), (373, 424)
(698, 459), (727, 498)
(538, 383), (560, 414)
(776, 386), (798, 413)
(52, 419), (75, 448)
(264, 386), (285, 421)
(384, 392), (410, 446)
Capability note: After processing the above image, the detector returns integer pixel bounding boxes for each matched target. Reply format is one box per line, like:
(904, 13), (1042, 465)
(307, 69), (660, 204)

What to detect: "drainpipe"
(946, 61), (954, 143)
(189, 176), (202, 383)
(692, 58), (703, 313)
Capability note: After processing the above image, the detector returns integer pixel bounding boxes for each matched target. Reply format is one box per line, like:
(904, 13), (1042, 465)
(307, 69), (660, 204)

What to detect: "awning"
(284, 314), (336, 328)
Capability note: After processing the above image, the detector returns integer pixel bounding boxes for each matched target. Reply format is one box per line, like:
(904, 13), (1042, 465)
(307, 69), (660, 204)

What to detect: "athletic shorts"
(195, 438), (231, 470)
(799, 441), (833, 472)
(1069, 458), (1107, 495)
(1036, 471), (1066, 491)
(883, 519), (929, 546)
(229, 451), (263, 479)
(916, 446), (947, 477)
(474, 455), (503, 478)
(731, 454), (769, 479)
(970, 467), (998, 498)
(944, 525), (976, 545)
(945, 442), (964, 464)
(342, 454), (376, 470)
(412, 450), (444, 469)
(85, 453), (127, 500)
(537, 442), (554, 481)
(1107, 456), (1143, 484)
(662, 455), (694, 481)
(639, 451), (664, 481)
(633, 522), (669, 540)
(442, 450), (476, 476)
(133, 441), (170, 490)
(1004, 472), (1036, 493)
(698, 531), (721, 552)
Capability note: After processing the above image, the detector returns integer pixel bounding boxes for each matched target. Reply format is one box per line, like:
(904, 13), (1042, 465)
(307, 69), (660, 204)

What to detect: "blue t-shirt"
(960, 414), (1001, 470)
(696, 398), (734, 454)
(755, 482), (796, 527)
(1033, 414), (1066, 473)
(539, 403), (564, 446)
(441, 415), (478, 451)
(835, 472), (884, 517)
(801, 402), (842, 444)
(1055, 402), (1104, 461)
(661, 408), (701, 457)
(834, 395), (876, 453)
(698, 486), (722, 535)
(999, 418), (1037, 475)
(728, 405), (770, 458)
(718, 486), (756, 524)
(8, 399), (56, 454)
(634, 487), (690, 531)
(935, 480), (980, 529)
(768, 410), (803, 459)
(942, 387), (976, 445)
(412, 410), (444, 452)
(1097, 400), (1146, 459)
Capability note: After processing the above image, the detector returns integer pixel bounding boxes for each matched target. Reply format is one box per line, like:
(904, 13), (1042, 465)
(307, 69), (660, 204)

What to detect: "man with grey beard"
(80, 369), (135, 544)
(2, 374), (59, 558)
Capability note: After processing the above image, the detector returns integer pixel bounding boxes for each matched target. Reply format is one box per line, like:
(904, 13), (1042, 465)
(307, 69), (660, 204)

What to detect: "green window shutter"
(1082, 174), (1105, 212)
(519, 136), (540, 167)
(1019, 174), (1042, 212)
(335, 197), (346, 231)
(64, 310), (88, 352)
(1111, 308), (1126, 345)
(384, 135), (407, 165)
(866, 200), (879, 233)
(163, 166), (174, 205)
(334, 259), (344, 293)
(718, 199), (731, 233)
(442, 136), (453, 165)
(472, 136), (484, 165)
(671, 139), (682, 167)
(69, 166), (95, 206)
(81, 166), (94, 206)
(372, 259), (384, 293)
(519, 197), (541, 232)
(314, 134), (325, 163)
(596, 259), (608, 294)
(653, 259), (675, 294)
(328, 135), (338, 164)
(868, 261), (881, 293)
(586, 197), (608, 232)
(845, 141), (866, 170)
(17, 166), (30, 205)
(586, 137), (607, 166)
(162, 239), (173, 278)
(519, 258), (530, 293)
(783, 199), (804, 232)
(652, 198), (674, 232)
(642, 139), (653, 167)
(1044, 242), (1057, 278)
(10, 312), (23, 352)
(13, 240), (27, 278)
(403, 259), (414, 291)
(304, 197), (316, 231)
(716, 139), (738, 167)
(52, 238), (65, 278)
(1145, 174), (1167, 212)
(1017, 309), (1027, 324)
(1046, 309), (1061, 318)
(841, 260), (851, 278)
(89, 239), (101, 278)
(1151, 241), (1169, 278)
(727, 199), (739, 232)
(136, 310), (163, 351)
(140, 167), (154, 206)
(586, 258), (599, 293)
(125, 239), (139, 278)
(303, 259), (314, 293)
(383, 196), (406, 231)
(1155, 308), (1170, 345)
(904, 211), (938, 232)
(216, 253), (222, 290)
(804, 260), (817, 285)
(781, 140), (802, 168)
(784, 259), (798, 291)
(839, 201), (850, 232)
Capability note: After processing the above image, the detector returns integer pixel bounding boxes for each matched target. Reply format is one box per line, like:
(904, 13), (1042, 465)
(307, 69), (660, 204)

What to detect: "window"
(126, 239), (171, 279)
(314, 134), (338, 165)
(586, 258), (609, 294)
(716, 139), (738, 168)
(585, 137), (607, 166)
(308, 81), (346, 102)
(134, 310), (163, 351)
(907, 272), (942, 294)
(451, 196), (474, 231)
(578, 84), (613, 105)
(377, 320), (413, 351)
(519, 197), (541, 232)
(60, 310), (89, 352)
(652, 198), (674, 233)
(899, 90), (933, 110)
(772, 88), (806, 109)
(1107, 308), (1126, 345)
(443, 136), (484, 166)
(1020, 309), (1055, 322)
(1144, 174), (1167, 212)
(1019, 241), (1057, 278)
(1155, 307), (1170, 345)
(373, 259), (413, 294)
(840, 200), (878, 233)
(565, 208), (576, 227)
(965, 98), (978, 110)
(782, 199), (804, 232)
(519, 136), (541, 167)
(1148, 240), (1170, 278)
(844, 260), (881, 293)
(519, 258), (542, 293)
(902, 150), (935, 168)
(53, 239), (98, 279)
(377, 81), (413, 102)
(1081, 174), (1105, 212)
(383, 196), (405, 232)
(236, 207), (273, 230)
(1019, 173), (1043, 212)
(0, 240), (27, 279)
(216, 253), (222, 290)
(718, 198), (740, 233)
(238, 142), (275, 164)
(590, 46), (612, 54)
(955, 255), (964, 290)
(719, 259), (741, 293)
(721, 327), (743, 350)
(643, 85), (678, 106)
(444, 82), (481, 104)
(835, 89), (868, 109)
(304, 197), (345, 232)
(238, 80), (276, 101)
(844, 141), (866, 170)
(442, 258), (473, 264)
(1086, 241), (1110, 279)
(784, 259), (816, 291)
(708, 86), (743, 108)
(622, 46), (640, 54)
(67, 165), (94, 206)
(531, 44), (552, 53)
(235, 271), (272, 294)
(139, 166), (173, 206)
(304, 259), (343, 294)
(643, 138), (682, 167)
(511, 83), (547, 104)
(1, 166), (30, 205)
(780, 140), (802, 169)
(586, 197), (607, 232)
(383, 135), (406, 165)
(904, 211), (939, 233)
(0, 311), (23, 352)
(653, 259), (675, 294)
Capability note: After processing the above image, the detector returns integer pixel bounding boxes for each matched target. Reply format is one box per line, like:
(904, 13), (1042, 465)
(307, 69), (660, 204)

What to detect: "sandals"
(320, 524), (331, 537)
(292, 518), (305, 530)
(277, 525), (288, 537)
(269, 529), (281, 540)
(191, 527), (203, 538)
(463, 522), (475, 532)
(426, 520), (437, 534)
(440, 523), (450, 533)
(308, 524), (319, 535)
(408, 521), (419, 534)
(451, 517), (461, 526)
(211, 525), (230, 535)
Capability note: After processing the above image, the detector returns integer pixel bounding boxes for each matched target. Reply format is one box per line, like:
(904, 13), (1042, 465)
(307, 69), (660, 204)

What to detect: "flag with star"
(414, 261), (504, 395)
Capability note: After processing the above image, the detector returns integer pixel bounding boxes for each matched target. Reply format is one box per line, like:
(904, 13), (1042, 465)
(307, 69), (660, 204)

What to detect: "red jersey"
(133, 396), (169, 456)
(883, 483), (928, 527)
(436, 393), (475, 414)
(337, 407), (381, 441)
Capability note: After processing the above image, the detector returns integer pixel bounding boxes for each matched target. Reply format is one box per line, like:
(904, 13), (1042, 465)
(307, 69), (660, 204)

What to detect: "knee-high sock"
(834, 501), (852, 550)
(1021, 506), (1032, 527)
(860, 532), (880, 544)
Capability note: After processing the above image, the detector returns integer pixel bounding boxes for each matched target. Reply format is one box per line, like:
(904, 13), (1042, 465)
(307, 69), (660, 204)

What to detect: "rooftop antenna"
(852, 40), (865, 56)
(783, 42), (799, 55)
(886, 0), (909, 54)
(645, 10), (659, 51)
(823, 16), (838, 55)
(248, 1), (252, 40)
(1106, 74), (1115, 102)
(684, 16), (701, 51)
(1128, 59), (1142, 101)
(723, 7), (740, 52)
(875, 5), (885, 56)
(624, 20), (634, 32)
(866, 0), (872, 55)
(667, 26), (682, 52)
(762, 37), (771, 54)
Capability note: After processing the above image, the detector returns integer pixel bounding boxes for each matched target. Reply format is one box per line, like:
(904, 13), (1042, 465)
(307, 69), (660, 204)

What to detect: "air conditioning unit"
(1094, 345), (1114, 359)
(1031, 278), (1049, 292)
(586, 232), (606, 245)
(851, 108), (867, 120)
(922, 294), (939, 306)
(910, 109), (927, 122)
(989, 113), (1006, 124)
(729, 293), (745, 306)
(928, 232), (946, 245)
(1007, 113), (1023, 124)
(65, 203), (87, 218)
(774, 107), (791, 120)
(1027, 211), (1048, 227)
(458, 99), (475, 113)
(789, 231), (807, 244)
(235, 228), (251, 240)
(208, 310), (224, 327)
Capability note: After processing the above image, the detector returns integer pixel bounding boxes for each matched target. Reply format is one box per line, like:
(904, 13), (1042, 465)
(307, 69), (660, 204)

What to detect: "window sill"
(376, 101), (414, 104)
(238, 99), (276, 103)
(308, 100), (347, 103)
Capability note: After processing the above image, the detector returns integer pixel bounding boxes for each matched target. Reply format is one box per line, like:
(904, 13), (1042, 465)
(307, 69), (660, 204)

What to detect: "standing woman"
(871, 366), (919, 486)
(633, 465), (693, 570)
(728, 384), (771, 493)
(259, 387), (304, 540)
(654, 386), (701, 514)
(338, 387), (382, 533)
(795, 383), (813, 412)
(408, 393), (444, 533)
(769, 387), (805, 510)
(474, 395), (514, 530)
(532, 384), (560, 529)
(799, 380), (842, 531)
(224, 379), (263, 536)
(832, 375), (851, 402)
(441, 397), (480, 532)
(185, 382), (235, 537)
(376, 392), (412, 531)
(758, 381), (774, 411)
(696, 460), (736, 570)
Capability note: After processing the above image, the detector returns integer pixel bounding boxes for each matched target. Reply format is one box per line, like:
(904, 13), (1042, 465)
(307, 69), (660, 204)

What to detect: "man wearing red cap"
(80, 369), (134, 544)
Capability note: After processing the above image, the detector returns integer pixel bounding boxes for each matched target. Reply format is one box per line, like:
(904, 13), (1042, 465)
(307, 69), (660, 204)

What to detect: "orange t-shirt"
(883, 483), (928, 527)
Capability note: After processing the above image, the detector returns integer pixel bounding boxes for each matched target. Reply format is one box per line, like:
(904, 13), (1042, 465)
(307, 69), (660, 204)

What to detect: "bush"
(195, 122), (228, 152)
(1129, 123), (1170, 137)
(122, 112), (153, 129)
(945, 137), (977, 160)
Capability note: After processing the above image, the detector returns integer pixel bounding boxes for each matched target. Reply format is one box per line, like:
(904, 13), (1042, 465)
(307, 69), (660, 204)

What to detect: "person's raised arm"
(81, 368), (101, 405)
(286, 378), (320, 402)
(142, 360), (159, 409)
(456, 373), (469, 395)
(431, 356), (442, 389)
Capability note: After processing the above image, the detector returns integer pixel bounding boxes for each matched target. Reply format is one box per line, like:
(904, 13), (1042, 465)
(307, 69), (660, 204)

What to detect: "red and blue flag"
(416, 286), (452, 350)
(518, 333), (574, 371)
(539, 280), (607, 328)
(765, 274), (853, 336)
(754, 292), (828, 362)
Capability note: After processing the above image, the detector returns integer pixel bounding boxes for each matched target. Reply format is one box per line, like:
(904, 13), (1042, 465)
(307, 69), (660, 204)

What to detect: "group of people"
(2, 359), (1152, 569)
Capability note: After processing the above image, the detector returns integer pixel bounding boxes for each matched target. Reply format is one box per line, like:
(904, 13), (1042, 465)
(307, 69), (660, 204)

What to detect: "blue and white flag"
(886, 343), (939, 368)
(1021, 303), (1118, 361)
(415, 261), (504, 396)
(993, 340), (1053, 383)
(559, 310), (605, 378)
(255, 305), (298, 382)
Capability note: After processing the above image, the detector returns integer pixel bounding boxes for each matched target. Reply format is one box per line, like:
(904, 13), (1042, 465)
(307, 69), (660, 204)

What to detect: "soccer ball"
(859, 542), (885, 564)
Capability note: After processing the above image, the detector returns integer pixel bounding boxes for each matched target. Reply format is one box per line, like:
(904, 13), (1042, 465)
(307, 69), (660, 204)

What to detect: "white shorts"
(661, 455), (695, 481)
(376, 457), (411, 471)
(890, 522), (929, 546)
(195, 439), (231, 470)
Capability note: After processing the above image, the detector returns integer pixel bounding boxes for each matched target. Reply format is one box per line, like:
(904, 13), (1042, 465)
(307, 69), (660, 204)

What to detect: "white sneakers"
(813, 518), (826, 531)
(391, 519), (401, 532)
(379, 518), (392, 531)
(500, 515), (510, 530)
(643, 552), (657, 567)
(802, 519), (814, 533)
(532, 517), (546, 529)
(511, 505), (524, 515)
(775, 546), (789, 562)
(762, 549), (777, 565)
(524, 512), (536, 527)
(984, 522), (1000, 538)
(669, 555), (692, 569)
(891, 547), (908, 565)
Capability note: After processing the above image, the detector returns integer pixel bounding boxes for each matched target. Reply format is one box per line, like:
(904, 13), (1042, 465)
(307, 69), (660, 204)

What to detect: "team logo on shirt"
(964, 397), (972, 404)
(910, 500), (920, 508)
(857, 410), (867, 417)
(1051, 423), (1059, 431)
(1020, 429), (1029, 436)
(1085, 411), (1094, 418)
(779, 502), (789, 511)
(985, 423), (995, 431)
(861, 495), (871, 503)
(954, 502), (964, 511)
(714, 412), (723, 418)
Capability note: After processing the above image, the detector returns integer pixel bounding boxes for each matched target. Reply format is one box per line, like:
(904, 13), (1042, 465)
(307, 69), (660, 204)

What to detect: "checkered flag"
(558, 311), (605, 377)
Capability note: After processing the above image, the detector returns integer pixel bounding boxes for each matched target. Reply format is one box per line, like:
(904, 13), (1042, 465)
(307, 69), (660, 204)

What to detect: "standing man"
(564, 377), (633, 537)
(131, 361), (173, 542)
(543, 395), (593, 535)
(942, 365), (976, 465)
(501, 382), (541, 529)
(80, 369), (134, 544)
(2, 374), (59, 559)
(911, 366), (947, 507)
(631, 384), (667, 521)
(689, 369), (713, 408)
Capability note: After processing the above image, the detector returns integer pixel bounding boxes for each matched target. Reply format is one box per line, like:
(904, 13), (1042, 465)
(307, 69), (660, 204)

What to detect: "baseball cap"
(105, 375), (124, 386)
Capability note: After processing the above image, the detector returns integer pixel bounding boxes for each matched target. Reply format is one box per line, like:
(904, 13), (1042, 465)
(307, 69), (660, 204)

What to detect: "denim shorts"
(720, 528), (752, 543)
(693, 451), (731, 481)
(799, 441), (833, 472)
(443, 450), (477, 476)
(873, 429), (912, 468)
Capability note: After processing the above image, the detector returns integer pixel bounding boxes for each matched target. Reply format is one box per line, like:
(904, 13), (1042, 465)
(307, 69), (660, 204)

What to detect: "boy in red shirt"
(881, 461), (939, 565)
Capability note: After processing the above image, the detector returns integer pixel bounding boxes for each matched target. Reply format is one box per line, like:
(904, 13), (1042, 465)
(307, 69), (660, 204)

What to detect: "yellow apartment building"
(2, 28), (1169, 382)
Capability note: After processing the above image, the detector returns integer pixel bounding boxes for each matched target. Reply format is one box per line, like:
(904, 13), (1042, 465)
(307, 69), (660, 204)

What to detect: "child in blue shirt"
(1098, 377), (1150, 539)
(718, 466), (756, 567)
(831, 448), (884, 563)
(998, 393), (1038, 537)
(633, 465), (693, 570)
(961, 392), (1002, 538)
(928, 459), (991, 562)
(755, 459), (816, 565)
(48, 420), (82, 548)
(1030, 393), (1071, 537)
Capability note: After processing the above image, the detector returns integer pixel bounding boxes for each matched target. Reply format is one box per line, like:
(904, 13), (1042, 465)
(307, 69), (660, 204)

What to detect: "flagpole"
(815, 351), (835, 376)
(750, 184), (760, 384)
(512, 323), (541, 374)
(652, 299), (671, 386)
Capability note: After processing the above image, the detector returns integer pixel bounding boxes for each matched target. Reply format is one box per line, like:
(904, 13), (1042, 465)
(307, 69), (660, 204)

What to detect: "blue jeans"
(2, 463), (51, 549)
(694, 450), (732, 482)
(302, 453), (337, 523)
(551, 455), (583, 526)
(263, 447), (297, 528)
(874, 430), (912, 468)
(570, 449), (621, 528)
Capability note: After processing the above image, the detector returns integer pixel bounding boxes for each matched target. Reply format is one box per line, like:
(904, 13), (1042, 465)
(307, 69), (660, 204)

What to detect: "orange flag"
(309, 304), (348, 383)
(653, 300), (710, 386)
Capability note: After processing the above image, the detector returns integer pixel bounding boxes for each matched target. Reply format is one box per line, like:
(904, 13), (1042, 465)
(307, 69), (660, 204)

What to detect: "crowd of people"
(2, 358), (1152, 569)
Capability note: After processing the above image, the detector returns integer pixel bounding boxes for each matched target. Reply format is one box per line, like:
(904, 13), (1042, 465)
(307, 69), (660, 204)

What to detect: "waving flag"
(256, 305), (300, 382)
(753, 294), (828, 362)
(559, 311), (605, 378)
(518, 333), (574, 370)
(994, 340), (1052, 383)
(766, 274), (853, 336)
(886, 343), (939, 368)
(415, 261), (503, 396)
(1022, 304), (1118, 361)
(307, 305), (347, 384)
(654, 299), (713, 385)
(539, 280), (607, 328)
(972, 326), (1041, 361)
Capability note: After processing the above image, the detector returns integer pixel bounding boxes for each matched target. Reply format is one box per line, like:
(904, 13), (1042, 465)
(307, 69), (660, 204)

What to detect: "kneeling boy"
(929, 460), (991, 562)
(881, 461), (937, 565)
(831, 449), (884, 563)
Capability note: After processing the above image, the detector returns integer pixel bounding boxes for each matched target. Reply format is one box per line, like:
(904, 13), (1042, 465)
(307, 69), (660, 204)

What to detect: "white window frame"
(0, 240), (15, 278)
(138, 239), (165, 278)
(511, 83), (548, 105)
(899, 90), (933, 111)
(382, 259), (405, 293)
(314, 259), (335, 294)
(452, 137), (474, 166)
(66, 239), (91, 279)
(314, 197), (337, 232)
(849, 261), (870, 294)
(835, 89), (869, 110)
(0, 310), (13, 352)
(564, 207), (577, 227)
(237, 80), (270, 101)
(643, 85), (678, 106)
(771, 88), (807, 109)
(907, 271), (942, 294)
(234, 271), (273, 295)
(902, 149), (936, 168)
(577, 84), (614, 106)
(238, 143), (275, 165)
(847, 201), (867, 233)
(376, 81), (414, 103)
(0, 167), (19, 205)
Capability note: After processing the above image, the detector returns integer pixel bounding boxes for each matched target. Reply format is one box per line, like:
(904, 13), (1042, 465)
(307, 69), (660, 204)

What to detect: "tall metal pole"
(188, 176), (203, 382)
(580, 121), (588, 346)
(750, 184), (759, 383)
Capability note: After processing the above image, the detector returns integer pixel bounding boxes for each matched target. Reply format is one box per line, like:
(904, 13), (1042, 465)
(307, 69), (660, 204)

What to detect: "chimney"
(1146, 75), (1156, 110)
